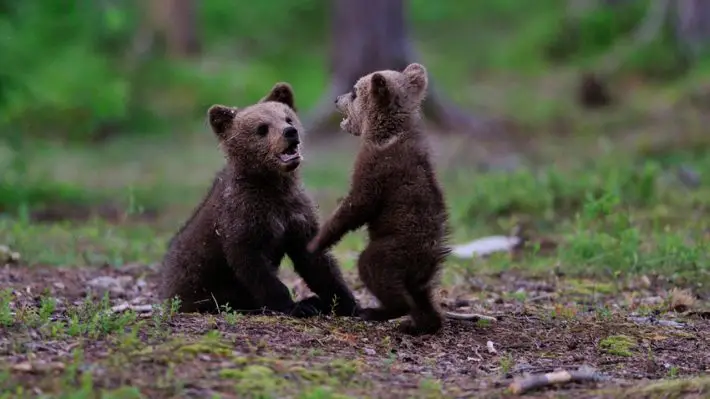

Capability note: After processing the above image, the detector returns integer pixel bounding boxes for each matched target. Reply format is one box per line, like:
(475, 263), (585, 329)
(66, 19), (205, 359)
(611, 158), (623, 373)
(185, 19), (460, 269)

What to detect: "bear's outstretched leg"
(398, 284), (443, 335)
(286, 207), (359, 317)
(222, 245), (320, 318)
(356, 239), (410, 322)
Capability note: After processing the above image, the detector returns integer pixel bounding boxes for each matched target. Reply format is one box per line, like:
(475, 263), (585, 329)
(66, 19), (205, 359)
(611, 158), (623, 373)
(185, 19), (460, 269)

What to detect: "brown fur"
(307, 63), (451, 335)
(159, 83), (359, 318)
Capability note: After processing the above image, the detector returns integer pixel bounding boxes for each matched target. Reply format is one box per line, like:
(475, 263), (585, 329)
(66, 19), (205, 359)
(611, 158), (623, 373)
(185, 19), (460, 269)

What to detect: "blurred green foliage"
(0, 0), (702, 143)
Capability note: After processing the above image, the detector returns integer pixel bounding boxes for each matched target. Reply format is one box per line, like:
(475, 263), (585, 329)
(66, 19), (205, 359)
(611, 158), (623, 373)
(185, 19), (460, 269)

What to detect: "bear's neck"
(365, 113), (420, 144)
(225, 164), (298, 192)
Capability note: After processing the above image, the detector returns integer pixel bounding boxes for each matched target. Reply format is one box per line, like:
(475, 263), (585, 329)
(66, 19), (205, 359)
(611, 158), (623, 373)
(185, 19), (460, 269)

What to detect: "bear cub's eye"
(285, 117), (293, 125)
(256, 124), (269, 136)
(351, 87), (357, 100)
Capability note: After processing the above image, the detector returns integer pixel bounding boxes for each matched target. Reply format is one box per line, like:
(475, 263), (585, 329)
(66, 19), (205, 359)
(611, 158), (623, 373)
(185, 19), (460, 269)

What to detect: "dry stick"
(508, 368), (606, 395)
(445, 311), (497, 322)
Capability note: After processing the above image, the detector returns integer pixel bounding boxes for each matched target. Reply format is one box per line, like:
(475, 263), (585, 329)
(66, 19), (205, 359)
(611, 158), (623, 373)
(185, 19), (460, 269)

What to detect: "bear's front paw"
(338, 302), (361, 318)
(326, 297), (361, 317)
(287, 296), (323, 318)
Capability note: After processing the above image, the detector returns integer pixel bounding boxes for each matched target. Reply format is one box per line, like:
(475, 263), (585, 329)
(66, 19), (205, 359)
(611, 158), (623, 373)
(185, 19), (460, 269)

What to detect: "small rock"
(641, 296), (663, 305)
(12, 362), (33, 372)
(486, 341), (497, 354)
(677, 165), (701, 188)
(363, 347), (376, 356)
(0, 245), (21, 264)
(87, 275), (133, 295)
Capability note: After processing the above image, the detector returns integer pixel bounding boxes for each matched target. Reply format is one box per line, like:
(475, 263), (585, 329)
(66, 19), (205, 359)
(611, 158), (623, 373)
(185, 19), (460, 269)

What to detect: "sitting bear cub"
(159, 82), (359, 318)
(307, 63), (451, 335)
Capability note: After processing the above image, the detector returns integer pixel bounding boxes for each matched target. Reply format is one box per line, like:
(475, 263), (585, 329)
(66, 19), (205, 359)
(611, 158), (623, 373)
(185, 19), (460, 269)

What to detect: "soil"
(1, 263), (709, 398)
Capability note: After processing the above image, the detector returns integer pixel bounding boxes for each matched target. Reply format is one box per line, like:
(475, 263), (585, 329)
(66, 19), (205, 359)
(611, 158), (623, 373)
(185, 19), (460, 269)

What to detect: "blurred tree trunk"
(587, 0), (710, 59)
(674, 0), (710, 59)
(305, 0), (492, 137)
(146, 0), (200, 58)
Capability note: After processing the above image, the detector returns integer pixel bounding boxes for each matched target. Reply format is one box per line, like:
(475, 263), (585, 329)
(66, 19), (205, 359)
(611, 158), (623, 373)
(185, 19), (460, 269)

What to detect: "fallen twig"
(446, 311), (497, 322)
(509, 366), (606, 395)
(527, 293), (558, 303)
(628, 316), (685, 328)
(110, 303), (155, 314)
(450, 235), (521, 259)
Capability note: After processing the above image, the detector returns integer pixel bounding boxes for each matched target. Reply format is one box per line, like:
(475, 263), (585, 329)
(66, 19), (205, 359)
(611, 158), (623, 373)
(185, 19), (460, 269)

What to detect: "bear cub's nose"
(283, 126), (299, 143)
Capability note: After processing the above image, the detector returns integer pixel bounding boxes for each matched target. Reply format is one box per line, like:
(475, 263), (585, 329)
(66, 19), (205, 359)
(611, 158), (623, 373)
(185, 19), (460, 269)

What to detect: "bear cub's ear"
(402, 63), (428, 95)
(208, 105), (237, 138)
(370, 73), (390, 104)
(261, 82), (296, 111)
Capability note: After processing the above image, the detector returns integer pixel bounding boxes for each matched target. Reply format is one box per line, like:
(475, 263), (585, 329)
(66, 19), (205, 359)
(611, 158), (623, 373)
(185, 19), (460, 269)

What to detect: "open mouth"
(278, 143), (301, 164)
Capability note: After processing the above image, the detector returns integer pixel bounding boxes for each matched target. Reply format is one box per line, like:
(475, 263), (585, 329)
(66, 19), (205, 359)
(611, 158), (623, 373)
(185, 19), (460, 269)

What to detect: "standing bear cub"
(307, 63), (452, 335)
(159, 83), (359, 318)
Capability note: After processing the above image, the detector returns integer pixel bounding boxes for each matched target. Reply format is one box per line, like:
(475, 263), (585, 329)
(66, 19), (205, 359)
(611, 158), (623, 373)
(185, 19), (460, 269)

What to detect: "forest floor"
(2, 99), (710, 398)
(1, 262), (709, 399)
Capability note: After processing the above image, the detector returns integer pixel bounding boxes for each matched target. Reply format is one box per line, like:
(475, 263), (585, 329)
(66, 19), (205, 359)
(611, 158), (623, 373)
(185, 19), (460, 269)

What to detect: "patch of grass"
(0, 217), (169, 267)
(417, 378), (446, 399)
(599, 334), (637, 357)
(597, 375), (710, 398)
(3, 129), (710, 293)
(227, 364), (282, 398)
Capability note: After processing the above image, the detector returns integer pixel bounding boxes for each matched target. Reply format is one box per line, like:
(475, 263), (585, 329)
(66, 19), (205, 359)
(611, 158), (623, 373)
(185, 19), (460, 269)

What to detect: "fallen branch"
(450, 235), (522, 259)
(445, 311), (497, 323)
(509, 366), (606, 395)
(628, 315), (685, 328)
(109, 302), (156, 315)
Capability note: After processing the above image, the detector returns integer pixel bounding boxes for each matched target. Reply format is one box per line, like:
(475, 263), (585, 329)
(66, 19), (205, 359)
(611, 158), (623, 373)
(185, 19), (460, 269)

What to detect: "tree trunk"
(673, 0), (710, 59)
(146, 0), (200, 58)
(305, 0), (492, 137)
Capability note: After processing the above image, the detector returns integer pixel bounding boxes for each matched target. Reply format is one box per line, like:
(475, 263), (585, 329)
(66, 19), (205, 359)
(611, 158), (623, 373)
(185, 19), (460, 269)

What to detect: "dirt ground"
(1, 262), (709, 399)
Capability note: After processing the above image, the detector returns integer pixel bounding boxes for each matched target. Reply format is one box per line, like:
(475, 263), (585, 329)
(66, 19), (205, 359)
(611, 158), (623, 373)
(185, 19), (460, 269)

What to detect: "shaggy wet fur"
(307, 63), (451, 335)
(159, 83), (359, 318)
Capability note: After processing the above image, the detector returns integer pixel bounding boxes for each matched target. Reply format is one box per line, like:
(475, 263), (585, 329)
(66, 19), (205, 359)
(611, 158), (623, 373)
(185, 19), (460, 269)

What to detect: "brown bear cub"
(159, 83), (359, 318)
(307, 63), (451, 335)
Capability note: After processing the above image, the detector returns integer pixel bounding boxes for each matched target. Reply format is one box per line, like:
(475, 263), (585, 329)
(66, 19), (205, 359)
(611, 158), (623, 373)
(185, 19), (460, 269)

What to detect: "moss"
(599, 334), (636, 357)
(594, 376), (710, 399)
(177, 342), (232, 357)
(566, 279), (616, 296)
(289, 366), (331, 384)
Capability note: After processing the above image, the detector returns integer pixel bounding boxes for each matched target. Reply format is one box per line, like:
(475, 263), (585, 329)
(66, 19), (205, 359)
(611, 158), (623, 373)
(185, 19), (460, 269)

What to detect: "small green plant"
(0, 289), (14, 327)
(476, 318), (493, 328)
(221, 303), (242, 325)
(595, 305), (613, 320)
(499, 353), (515, 374)
(417, 378), (445, 398)
(150, 297), (181, 338)
(38, 292), (57, 324)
